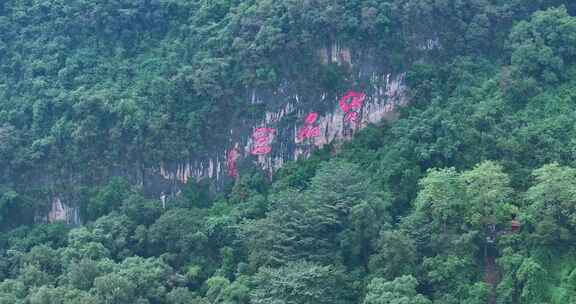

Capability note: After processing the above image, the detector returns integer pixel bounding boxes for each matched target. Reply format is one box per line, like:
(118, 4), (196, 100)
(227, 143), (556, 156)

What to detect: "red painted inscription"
(251, 127), (276, 155)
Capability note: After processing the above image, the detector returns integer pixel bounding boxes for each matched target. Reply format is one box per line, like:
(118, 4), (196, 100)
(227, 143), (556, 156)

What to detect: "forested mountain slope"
(1, 0), (413, 225)
(1, 1), (576, 303)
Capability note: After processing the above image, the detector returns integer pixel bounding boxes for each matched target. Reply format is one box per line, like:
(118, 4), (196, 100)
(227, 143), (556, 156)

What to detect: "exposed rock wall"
(42, 41), (409, 225)
(39, 196), (81, 225)
(151, 72), (406, 187)
(152, 41), (406, 185)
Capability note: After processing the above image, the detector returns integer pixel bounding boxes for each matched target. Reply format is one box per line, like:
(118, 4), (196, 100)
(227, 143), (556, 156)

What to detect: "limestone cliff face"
(37, 196), (81, 226)
(153, 73), (404, 183)
(42, 42), (408, 225)
(152, 44), (407, 188)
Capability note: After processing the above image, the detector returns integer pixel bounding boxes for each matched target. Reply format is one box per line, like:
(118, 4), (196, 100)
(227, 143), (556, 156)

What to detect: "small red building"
(511, 219), (521, 232)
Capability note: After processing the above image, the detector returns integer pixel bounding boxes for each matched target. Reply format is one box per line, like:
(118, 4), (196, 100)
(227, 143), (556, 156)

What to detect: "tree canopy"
(1, 1), (576, 304)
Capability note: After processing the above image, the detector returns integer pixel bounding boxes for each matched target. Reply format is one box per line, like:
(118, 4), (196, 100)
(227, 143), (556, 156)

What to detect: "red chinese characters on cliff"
(297, 112), (321, 141)
(227, 147), (240, 178)
(339, 91), (366, 123)
(251, 127), (276, 155)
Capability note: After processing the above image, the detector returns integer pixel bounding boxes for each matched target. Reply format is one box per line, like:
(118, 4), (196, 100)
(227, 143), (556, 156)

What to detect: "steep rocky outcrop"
(40, 42), (408, 225)
(37, 196), (81, 226)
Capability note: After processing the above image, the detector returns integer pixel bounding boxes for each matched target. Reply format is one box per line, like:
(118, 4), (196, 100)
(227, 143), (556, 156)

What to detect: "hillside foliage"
(2, 1), (576, 303)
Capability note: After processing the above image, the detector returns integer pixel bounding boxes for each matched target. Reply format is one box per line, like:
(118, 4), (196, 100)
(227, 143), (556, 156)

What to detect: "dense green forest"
(2, 0), (576, 303)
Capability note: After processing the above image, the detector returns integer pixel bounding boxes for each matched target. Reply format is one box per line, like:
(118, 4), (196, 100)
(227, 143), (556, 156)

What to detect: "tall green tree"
(524, 163), (576, 244)
(460, 161), (515, 228)
(507, 6), (576, 97)
(363, 275), (430, 304)
(251, 261), (353, 304)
